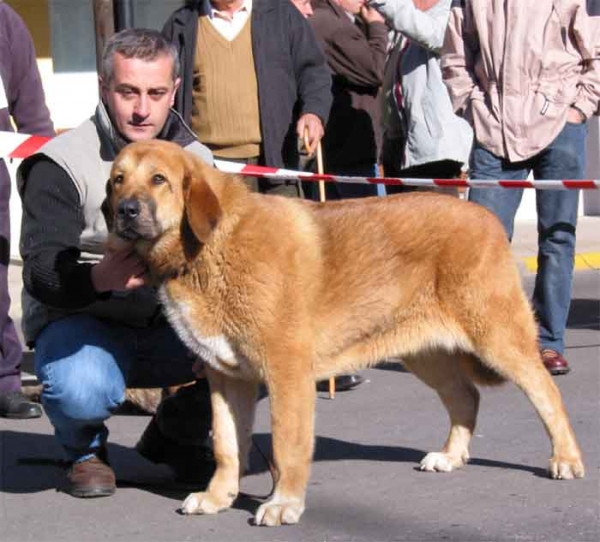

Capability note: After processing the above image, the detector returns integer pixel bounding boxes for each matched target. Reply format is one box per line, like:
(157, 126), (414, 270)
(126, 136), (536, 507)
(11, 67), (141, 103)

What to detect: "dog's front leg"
(181, 366), (257, 515)
(255, 371), (316, 526)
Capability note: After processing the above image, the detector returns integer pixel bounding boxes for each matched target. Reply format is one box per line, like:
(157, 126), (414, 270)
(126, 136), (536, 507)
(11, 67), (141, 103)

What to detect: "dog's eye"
(113, 174), (124, 185)
(152, 174), (166, 185)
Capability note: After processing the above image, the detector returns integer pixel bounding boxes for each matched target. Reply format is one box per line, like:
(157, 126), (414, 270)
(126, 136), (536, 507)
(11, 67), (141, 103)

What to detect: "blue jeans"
(469, 122), (585, 353)
(35, 314), (196, 462)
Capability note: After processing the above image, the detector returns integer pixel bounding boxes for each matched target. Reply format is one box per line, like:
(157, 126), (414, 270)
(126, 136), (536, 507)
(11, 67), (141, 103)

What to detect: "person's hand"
(91, 247), (147, 293)
(360, 4), (385, 24)
(567, 106), (586, 124)
(297, 113), (324, 156)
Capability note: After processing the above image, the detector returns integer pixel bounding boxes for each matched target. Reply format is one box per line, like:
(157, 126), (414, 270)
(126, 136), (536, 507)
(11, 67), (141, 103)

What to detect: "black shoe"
(316, 374), (364, 392)
(136, 419), (215, 484)
(0, 390), (43, 419)
(135, 380), (215, 484)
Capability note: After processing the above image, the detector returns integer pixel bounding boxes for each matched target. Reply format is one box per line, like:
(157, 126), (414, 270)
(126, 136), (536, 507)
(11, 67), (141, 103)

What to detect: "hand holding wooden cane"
(303, 128), (335, 399)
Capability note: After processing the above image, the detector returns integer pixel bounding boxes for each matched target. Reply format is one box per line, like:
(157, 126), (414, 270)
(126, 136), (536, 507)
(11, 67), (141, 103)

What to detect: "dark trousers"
(383, 159), (463, 196)
(303, 163), (379, 201)
(0, 165), (22, 393)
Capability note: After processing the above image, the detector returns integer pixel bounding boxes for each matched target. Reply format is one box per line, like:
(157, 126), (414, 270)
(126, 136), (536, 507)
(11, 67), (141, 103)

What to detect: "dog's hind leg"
(181, 367), (258, 515)
(254, 358), (316, 526)
(476, 338), (584, 480)
(402, 351), (480, 473)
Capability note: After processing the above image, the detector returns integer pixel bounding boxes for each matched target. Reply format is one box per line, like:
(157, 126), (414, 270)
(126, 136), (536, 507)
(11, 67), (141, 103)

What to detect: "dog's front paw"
(419, 451), (466, 473)
(255, 495), (305, 526)
(180, 491), (234, 515)
(548, 456), (585, 480)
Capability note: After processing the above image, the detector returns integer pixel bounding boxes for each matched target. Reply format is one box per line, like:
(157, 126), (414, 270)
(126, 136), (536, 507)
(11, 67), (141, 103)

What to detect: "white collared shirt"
(203, 0), (253, 41)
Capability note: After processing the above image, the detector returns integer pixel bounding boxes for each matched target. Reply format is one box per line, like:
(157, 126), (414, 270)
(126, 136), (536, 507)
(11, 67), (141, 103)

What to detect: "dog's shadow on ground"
(2, 428), (547, 519)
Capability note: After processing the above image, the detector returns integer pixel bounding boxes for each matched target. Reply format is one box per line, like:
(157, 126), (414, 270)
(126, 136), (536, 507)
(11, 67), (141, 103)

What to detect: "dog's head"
(104, 140), (222, 252)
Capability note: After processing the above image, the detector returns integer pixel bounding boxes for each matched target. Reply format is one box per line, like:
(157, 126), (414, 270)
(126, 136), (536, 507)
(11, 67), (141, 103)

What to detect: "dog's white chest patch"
(158, 285), (247, 377)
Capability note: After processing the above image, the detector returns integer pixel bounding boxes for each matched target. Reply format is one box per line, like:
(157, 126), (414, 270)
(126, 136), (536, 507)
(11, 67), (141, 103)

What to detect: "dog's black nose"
(117, 198), (141, 220)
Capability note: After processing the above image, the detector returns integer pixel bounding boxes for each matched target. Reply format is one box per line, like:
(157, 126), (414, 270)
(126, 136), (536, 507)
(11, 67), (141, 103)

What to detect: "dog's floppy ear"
(101, 178), (113, 232)
(182, 153), (222, 245)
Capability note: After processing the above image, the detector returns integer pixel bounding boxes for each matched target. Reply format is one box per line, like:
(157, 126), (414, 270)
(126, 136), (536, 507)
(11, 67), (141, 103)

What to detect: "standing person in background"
(308, 0), (388, 200)
(291, 0), (314, 17)
(0, 1), (54, 419)
(372, 0), (472, 194)
(297, 0), (385, 392)
(442, 0), (600, 375)
(162, 0), (332, 197)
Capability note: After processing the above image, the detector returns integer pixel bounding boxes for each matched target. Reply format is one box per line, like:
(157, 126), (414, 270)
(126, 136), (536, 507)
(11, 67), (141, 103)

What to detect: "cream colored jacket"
(442, 0), (600, 161)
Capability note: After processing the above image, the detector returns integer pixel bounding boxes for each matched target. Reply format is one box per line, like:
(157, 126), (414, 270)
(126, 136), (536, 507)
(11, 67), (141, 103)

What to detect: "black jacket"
(162, 0), (332, 168)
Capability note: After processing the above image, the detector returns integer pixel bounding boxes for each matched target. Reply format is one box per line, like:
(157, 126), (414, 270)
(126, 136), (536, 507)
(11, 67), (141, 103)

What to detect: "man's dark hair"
(101, 28), (180, 84)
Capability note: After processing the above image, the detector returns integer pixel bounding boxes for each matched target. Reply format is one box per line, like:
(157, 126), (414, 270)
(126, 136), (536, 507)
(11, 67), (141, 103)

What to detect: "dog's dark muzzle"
(114, 196), (160, 241)
(114, 198), (143, 240)
(117, 198), (141, 221)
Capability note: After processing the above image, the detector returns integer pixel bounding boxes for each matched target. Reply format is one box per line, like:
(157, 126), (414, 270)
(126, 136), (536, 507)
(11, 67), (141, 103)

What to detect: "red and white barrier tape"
(2, 131), (598, 189)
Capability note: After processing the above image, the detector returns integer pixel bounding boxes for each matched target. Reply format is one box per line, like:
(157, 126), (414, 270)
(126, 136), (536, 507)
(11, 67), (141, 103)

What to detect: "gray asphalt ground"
(1, 217), (599, 542)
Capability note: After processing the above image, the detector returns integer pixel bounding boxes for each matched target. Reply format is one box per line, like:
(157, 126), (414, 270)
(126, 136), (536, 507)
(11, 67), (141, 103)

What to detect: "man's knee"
(37, 348), (126, 423)
(539, 223), (577, 256)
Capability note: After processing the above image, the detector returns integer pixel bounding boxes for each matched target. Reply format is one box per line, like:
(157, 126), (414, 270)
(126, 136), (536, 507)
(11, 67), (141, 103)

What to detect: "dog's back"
(297, 192), (526, 377)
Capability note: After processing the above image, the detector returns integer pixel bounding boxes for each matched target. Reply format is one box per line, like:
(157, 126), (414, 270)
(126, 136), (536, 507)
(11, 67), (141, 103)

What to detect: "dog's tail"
(460, 355), (506, 386)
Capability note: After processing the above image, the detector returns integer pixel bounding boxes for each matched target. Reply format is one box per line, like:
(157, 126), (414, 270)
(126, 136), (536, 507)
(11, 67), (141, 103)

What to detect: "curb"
(521, 252), (600, 273)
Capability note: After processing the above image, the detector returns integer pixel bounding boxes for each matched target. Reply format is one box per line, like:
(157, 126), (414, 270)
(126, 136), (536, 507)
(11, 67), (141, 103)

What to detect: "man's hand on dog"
(91, 247), (147, 293)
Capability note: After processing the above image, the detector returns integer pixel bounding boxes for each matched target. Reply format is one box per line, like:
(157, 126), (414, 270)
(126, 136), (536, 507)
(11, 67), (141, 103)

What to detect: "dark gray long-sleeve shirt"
(310, 0), (388, 170)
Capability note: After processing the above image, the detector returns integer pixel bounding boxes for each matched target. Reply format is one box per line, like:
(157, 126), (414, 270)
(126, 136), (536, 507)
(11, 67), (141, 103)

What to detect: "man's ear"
(98, 76), (107, 103)
(182, 154), (222, 246)
(101, 178), (113, 232)
(171, 77), (181, 107)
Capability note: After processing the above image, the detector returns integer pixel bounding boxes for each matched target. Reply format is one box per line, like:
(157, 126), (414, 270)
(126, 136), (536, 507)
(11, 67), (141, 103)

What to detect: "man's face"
(414, 0), (439, 10)
(338, 0), (365, 15)
(211, 0), (244, 9)
(101, 52), (180, 142)
(291, 0), (314, 18)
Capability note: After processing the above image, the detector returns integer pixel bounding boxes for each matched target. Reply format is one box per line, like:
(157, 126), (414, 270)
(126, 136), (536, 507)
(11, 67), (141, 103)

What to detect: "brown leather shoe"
(541, 349), (571, 376)
(65, 455), (116, 498)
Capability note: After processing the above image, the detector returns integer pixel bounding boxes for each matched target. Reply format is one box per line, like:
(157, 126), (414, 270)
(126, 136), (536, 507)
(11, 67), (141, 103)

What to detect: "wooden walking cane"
(304, 129), (335, 399)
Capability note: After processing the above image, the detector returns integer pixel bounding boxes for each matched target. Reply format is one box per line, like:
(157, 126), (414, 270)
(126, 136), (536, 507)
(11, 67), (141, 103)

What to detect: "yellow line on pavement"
(523, 252), (600, 272)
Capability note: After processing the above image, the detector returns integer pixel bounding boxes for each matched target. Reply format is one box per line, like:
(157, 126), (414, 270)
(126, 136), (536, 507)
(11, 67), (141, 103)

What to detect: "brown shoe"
(541, 349), (571, 376)
(65, 455), (116, 498)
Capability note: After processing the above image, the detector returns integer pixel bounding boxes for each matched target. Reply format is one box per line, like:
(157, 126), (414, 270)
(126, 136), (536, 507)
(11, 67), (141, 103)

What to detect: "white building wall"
(584, 116), (600, 216)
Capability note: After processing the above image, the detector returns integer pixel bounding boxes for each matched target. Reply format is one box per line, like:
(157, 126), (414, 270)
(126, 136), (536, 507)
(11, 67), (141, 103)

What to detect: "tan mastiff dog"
(104, 140), (584, 527)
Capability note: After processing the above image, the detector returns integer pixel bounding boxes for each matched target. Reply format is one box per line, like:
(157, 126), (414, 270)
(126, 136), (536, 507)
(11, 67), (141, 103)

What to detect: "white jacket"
(442, 0), (600, 162)
(377, 0), (473, 169)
